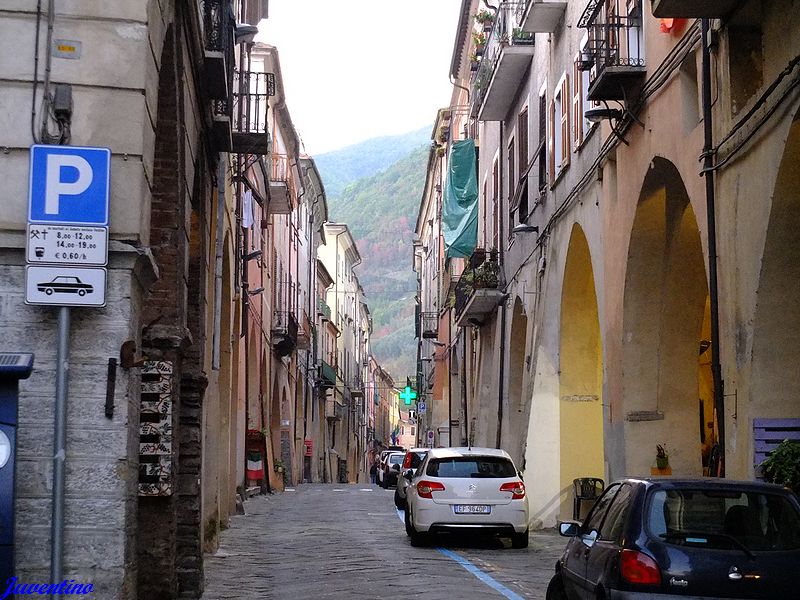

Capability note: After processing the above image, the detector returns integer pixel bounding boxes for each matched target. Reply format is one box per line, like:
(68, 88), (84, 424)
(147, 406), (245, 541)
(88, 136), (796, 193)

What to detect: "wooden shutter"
(508, 138), (515, 205)
(518, 108), (529, 175)
(548, 95), (556, 185)
(572, 55), (583, 149)
(560, 75), (570, 169)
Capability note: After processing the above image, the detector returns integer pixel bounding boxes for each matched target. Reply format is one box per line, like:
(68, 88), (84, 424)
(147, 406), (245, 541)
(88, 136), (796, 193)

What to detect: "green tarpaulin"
(443, 139), (478, 259)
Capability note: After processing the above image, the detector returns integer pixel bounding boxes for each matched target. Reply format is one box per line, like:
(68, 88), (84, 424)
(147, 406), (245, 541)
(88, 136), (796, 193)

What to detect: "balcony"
(232, 70), (275, 155)
(472, 2), (535, 121)
(201, 0), (234, 100)
(272, 310), (298, 357)
(454, 250), (505, 328)
(651, 0), (740, 18)
(319, 360), (337, 387)
(350, 374), (364, 398)
(296, 312), (311, 350)
(421, 311), (439, 339)
(325, 394), (344, 421)
(317, 296), (332, 320)
(517, 0), (567, 33)
(267, 154), (293, 214)
(579, 0), (646, 102)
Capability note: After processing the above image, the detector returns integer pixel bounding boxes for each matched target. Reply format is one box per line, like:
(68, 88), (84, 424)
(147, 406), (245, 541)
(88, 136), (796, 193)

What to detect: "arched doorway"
(623, 157), (709, 477)
(560, 224), (604, 518)
(507, 297), (528, 467)
(750, 115), (800, 468)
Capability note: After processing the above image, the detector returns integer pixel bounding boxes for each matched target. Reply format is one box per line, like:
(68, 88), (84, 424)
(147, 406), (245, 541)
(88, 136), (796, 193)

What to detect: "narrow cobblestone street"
(201, 484), (564, 599)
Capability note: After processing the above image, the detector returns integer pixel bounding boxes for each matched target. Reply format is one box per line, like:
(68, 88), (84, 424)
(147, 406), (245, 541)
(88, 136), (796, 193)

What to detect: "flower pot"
(655, 457), (669, 470)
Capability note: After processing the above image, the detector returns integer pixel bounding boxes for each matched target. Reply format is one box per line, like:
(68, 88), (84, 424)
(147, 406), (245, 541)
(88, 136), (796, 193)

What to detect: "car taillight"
(402, 453), (412, 469)
(620, 550), (661, 586)
(500, 481), (526, 499)
(416, 480), (445, 499)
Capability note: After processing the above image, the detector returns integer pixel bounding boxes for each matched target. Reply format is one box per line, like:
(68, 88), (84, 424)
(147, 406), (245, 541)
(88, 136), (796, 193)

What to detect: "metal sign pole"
(50, 306), (70, 584)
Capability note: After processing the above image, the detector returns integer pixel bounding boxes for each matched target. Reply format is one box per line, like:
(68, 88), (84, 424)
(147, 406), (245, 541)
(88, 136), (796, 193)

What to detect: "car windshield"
(409, 452), (426, 469)
(426, 456), (516, 478)
(647, 488), (800, 552)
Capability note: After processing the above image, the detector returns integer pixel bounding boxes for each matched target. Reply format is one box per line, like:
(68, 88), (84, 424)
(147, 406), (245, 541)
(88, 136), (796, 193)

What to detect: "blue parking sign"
(28, 145), (110, 226)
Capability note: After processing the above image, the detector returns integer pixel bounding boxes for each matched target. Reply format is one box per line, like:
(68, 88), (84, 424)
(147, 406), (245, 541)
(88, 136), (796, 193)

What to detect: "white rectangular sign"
(25, 265), (106, 307)
(26, 224), (108, 266)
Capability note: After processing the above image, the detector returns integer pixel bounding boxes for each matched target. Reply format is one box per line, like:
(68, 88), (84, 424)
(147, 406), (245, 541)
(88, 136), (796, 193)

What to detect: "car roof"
(424, 447), (512, 460)
(615, 477), (794, 494)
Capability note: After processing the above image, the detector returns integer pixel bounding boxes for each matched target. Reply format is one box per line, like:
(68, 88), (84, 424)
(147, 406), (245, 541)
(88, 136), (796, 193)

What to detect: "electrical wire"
(31, 0), (42, 144)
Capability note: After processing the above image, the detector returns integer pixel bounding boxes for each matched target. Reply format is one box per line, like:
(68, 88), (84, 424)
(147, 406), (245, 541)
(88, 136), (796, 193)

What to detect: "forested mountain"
(318, 132), (431, 381)
(315, 126), (430, 198)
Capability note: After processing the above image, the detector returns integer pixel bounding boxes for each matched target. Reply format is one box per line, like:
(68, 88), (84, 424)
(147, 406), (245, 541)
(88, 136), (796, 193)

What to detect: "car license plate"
(453, 504), (491, 514)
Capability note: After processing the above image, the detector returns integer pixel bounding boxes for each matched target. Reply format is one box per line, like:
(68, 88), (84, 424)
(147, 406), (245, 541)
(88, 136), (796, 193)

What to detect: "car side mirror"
(403, 469), (414, 481)
(559, 521), (580, 537)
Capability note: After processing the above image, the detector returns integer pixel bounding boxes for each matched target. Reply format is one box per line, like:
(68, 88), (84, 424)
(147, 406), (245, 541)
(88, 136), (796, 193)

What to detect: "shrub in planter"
(761, 439), (800, 494)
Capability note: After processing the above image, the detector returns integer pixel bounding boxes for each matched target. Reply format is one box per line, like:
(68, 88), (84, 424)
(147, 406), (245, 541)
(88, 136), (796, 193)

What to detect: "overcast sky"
(257, 0), (462, 156)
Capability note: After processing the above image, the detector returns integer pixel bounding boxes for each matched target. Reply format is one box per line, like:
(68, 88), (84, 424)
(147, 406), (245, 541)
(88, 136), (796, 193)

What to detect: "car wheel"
(78, 289), (86, 296)
(406, 507), (428, 546)
(545, 573), (567, 600)
(511, 529), (529, 549)
(394, 489), (405, 510)
(45, 288), (53, 295)
(404, 507), (413, 537)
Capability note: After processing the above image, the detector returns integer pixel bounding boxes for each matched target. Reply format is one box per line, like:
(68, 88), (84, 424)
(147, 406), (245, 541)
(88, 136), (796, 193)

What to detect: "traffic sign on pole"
(26, 224), (108, 266)
(28, 145), (110, 226)
(25, 265), (107, 307)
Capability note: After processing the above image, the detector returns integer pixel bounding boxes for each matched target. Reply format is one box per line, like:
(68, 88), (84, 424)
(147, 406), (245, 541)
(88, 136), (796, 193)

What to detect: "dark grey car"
(547, 478), (800, 599)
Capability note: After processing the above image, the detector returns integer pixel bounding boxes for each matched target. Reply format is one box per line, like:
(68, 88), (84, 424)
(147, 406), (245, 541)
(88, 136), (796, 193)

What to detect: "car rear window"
(426, 456), (516, 478)
(647, 488), (800, 551)
(388, 454), (404, 465)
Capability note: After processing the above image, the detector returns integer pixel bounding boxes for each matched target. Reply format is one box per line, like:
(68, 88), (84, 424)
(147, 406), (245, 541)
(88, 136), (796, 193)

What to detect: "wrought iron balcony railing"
(421, 311), (439, 339)
(202, 0), (235, 151)
(579, 0), (645, 102)
(272, 310), (298, 357)
(232, 70), (275, 155)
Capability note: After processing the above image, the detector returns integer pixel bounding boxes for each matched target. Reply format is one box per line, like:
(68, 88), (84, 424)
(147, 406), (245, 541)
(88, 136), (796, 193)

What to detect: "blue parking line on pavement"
(436, 547), (525, 600)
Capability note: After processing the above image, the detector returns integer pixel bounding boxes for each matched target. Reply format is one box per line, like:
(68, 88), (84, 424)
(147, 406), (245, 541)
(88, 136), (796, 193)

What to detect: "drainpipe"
(496, 121), (506, 449)
(462, 335), (468, 446)
(701, 18), (725, 476)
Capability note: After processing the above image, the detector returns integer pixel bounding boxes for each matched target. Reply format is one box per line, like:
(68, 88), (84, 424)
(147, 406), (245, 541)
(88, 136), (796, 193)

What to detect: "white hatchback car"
(404, 447), (529, 548)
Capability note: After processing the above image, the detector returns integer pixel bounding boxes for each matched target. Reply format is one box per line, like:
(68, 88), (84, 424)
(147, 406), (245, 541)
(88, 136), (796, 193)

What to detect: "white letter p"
(45, 154), (93, 215)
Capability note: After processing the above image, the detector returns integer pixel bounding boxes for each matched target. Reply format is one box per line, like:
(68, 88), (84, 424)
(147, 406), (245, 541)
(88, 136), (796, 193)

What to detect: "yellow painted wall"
(560, 226), (604, 520)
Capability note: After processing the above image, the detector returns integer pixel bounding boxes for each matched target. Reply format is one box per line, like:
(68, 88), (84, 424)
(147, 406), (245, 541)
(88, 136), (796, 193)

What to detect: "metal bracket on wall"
(105, 358), (117, 419)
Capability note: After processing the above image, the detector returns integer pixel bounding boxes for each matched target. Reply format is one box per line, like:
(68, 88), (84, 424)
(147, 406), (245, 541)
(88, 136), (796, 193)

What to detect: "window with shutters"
(492, 158), (499, 250)
(537, 89), (547, 194)
(507, 138), (515, 238)
(550, 73), (570, 184)
(508, 137), (515, 215)
(482, 179), (488, 246)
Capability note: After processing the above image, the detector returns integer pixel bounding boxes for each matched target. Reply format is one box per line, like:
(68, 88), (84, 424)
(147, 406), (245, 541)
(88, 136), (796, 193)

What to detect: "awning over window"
(443, 139), (478, 260)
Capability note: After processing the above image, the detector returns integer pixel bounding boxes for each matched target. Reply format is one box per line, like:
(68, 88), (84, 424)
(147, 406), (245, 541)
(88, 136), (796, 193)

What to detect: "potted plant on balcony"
(473, 259), (499, 288)
(475, 9), (495, 32)
(469, 51), (480, 72)
(512, 27), (534, 45)
(472, 31), (487, 56)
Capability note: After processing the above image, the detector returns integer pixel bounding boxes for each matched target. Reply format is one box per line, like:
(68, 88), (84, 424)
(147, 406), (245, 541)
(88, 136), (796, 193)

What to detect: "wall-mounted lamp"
(235, 23), (259, 45)
(512, 224), (539, 236)
(248, 287), (264, 296)
(245, 250), (262, 261)
(585, 107), (623, 123)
